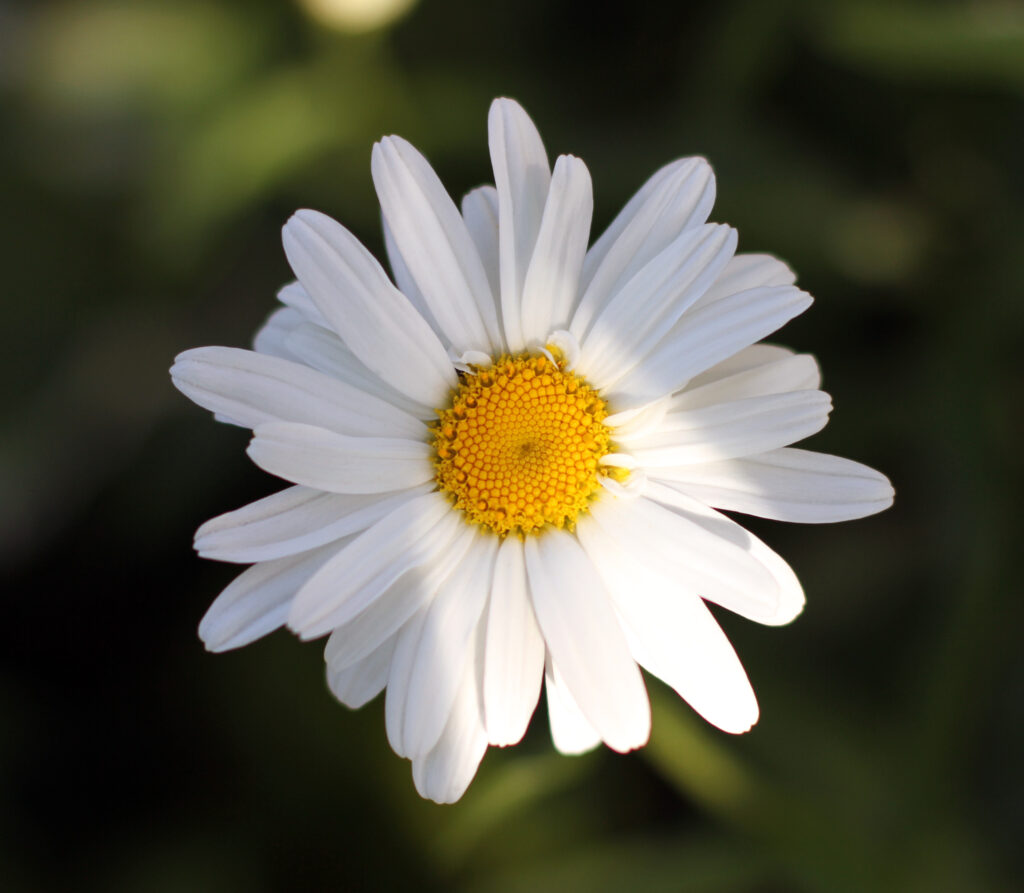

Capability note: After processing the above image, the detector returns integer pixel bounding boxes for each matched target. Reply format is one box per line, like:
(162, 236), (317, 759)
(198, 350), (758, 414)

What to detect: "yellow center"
(433, 353), (617, 536)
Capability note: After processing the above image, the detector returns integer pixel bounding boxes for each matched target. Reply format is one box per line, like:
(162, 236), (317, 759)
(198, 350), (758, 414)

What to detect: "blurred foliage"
(1, 0), (1021, 891)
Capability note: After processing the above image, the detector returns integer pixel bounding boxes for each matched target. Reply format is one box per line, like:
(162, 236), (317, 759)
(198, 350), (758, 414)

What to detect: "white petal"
(488, 97), (551, 352)
(276, 281), (331, 327)
(170, 346), (425, 439)
(573, 158), (716, 341)
(252, 306), (304, 361)
(579, 224), (737, 390)
(372, 135), (500, 354)
(388, 533), (497, 759)
(669, 352), (821, 413)
(326, 635), (396, 709)
(588, 494), (782, 625)
(461, 185), (501, 301)
(693, 252), (797, 310)
(481, 536), (545, 746)
(576, 515), (759, 733)
(322, 525), (477, 673)
(626, 390), (832, 466)
(643, 482), (805, 625)
(652, 448), (895, 523)
(608, 286), (814, 407)
(382, 217), (438, 336)
(283, 321), (433, 419)
(518, 155), (593, 344)
(198, 542), (339, 652)
(524, 531), (650, 752)
(287, 491), (461, 639)
(683, 343), (800, 391)
(194, 484), (433, 563)
(282, 210), (456, 409)
(247, 422), (433, 494)
(411, 648), (488, 804)
(544, 658), (601, 755)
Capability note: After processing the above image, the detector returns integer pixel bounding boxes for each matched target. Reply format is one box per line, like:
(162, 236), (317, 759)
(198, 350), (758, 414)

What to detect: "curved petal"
(283, 322), (432, 418)
(287, 491), (462, 639)
(651, 448), (895, 523)
(372, 135), (500, 354)
(326, 634), (396, 709)
(481, 536), (545, 746)
(691, 252), (796, 311)
(282, 209), (456, 408)
(489, 97), (551, 352)
(607, 286), (813, 407)
(669, 352), (821, 412)
(587, 494), (783, 625)
(411, 646), (489, 804)
(626, 390), (832, 466)
(252, 306), (305, 361)
(524, 531), (650, 753)
(544, 657), (601, 755)
(461, 185), (501, 304)
(171, 346), (425, 439)
(643, 482), (805, 626)
(579, 223), (737, 389)
(194, 483), (433, 564)
(573, 157), (716, 341)
(576, 514), (759, 733)
(387, 533), (497, 759)
(519, 155), (593, 344)
(198, 542), (340, 652)
(247, 422), (433, 494)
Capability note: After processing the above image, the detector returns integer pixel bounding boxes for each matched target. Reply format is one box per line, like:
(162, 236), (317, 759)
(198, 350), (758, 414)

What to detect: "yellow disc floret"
(433, 353), (617, 537)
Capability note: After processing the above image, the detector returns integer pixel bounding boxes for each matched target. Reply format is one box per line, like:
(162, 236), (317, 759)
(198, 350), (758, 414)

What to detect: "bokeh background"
(2, 0), (1022, 890)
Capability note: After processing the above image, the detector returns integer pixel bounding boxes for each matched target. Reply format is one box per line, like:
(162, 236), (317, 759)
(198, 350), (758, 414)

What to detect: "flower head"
(171, 98), (893, 803)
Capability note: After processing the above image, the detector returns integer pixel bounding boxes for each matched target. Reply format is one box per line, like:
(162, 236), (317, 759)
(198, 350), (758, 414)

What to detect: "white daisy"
(171, 98), (893, 804)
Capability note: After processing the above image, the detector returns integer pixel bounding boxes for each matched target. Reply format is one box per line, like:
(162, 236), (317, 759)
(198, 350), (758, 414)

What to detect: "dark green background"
(2, 0), (1021, 890)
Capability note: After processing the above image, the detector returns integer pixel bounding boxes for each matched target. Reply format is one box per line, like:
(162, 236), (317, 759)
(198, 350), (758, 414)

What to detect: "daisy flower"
(171, 98), (893, 804)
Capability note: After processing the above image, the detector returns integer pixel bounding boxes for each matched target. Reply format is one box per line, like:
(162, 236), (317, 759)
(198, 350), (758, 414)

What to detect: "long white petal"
(481, 536), (545, 746)
(643, 482), (806, 625)
(573, 157), (716, 340)
(607, 286), (813, 407)
(390, 533), (497, 759)
(411, 646), (488, 804)
(198, 542), (339, 652)
(576, 515), (759, 734)
(668, 353), (821, 413)
(651, 448), (895, 523)
(519, 155), (593, 344)
(525, 531), (650, 752)
(626, 390), (832, 466)
(282, 209), (456, 408)
(247, 422), (433, 494)
(252, 306), (304, 361)
(283, 322), (432, 419)
(489, 97), (551, 352)
(544, 658), (601, 755)
(326, 635), (396, 709)
(372, 136), (500, 354)
(322, 525), (477, 673)
(287, 491), (462, 638)
(170, 346), (425, 439)
(682, 343), (803, 391)
(276, 281), (330, 327)
(194, 484), (433, 564)
(588, 494), (782, 625)
(580, 223), (737, 389)
(692, 252), (796, 310)
(461, 185), (501, 302)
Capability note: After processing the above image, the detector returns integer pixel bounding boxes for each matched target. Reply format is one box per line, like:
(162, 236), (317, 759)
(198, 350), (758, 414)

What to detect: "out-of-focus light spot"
(296, 0), (419, 34)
